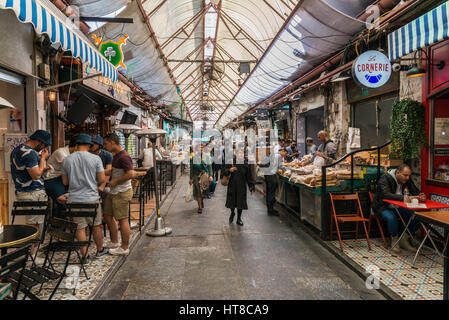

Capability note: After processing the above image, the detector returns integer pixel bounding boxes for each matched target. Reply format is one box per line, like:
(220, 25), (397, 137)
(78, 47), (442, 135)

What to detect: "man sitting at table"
(372, 164), (426, 253)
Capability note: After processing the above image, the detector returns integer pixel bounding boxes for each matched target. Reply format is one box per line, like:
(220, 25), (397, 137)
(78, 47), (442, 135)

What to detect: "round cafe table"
(0, 225), (39, 256)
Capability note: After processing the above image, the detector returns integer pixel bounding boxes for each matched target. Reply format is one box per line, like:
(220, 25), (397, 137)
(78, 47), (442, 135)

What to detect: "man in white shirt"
(44, 138), (76, 202)
(273, 139), (285, 155)
(138, 141), (162, 169)
(259, 148), (288, 216)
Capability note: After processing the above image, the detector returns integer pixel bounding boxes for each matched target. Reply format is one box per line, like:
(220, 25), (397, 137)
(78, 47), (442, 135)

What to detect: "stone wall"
(290, 81), (351, 160)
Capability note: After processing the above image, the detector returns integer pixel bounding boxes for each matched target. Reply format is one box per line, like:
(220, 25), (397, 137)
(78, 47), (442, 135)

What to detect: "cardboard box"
(380, 159), (403, 167)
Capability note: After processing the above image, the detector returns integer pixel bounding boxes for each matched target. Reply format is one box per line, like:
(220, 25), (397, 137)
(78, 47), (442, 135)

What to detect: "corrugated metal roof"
(76, 0), (376, 127)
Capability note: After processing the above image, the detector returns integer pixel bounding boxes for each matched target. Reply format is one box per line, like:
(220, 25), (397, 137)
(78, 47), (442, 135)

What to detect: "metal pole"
(152, 137), (160, 213)
(147, 135), (172, 236)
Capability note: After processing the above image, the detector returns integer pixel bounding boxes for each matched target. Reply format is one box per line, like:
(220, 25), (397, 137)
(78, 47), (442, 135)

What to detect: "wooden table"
(414, 211), (449, 300)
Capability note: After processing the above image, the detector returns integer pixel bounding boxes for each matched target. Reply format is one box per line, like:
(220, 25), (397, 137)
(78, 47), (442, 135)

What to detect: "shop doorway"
(351, 93), (398, 148)
(296, 107), (324, 156)
(0, 68), (26, 134)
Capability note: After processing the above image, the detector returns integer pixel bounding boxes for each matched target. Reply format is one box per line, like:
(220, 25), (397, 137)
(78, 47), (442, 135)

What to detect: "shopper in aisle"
(223, 146), (255, 226)
(306, 137), (317, 155)
(61, 133), (108, 264)
(103, 133), (136, 256)
(372, 164), (425, 253)
(259, 147), (288, 216)
(189, 143), (213, 214)
(10, 130), (51, 259)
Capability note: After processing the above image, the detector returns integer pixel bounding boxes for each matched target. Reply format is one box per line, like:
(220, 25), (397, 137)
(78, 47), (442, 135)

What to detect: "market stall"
(272, 142), (394, 239)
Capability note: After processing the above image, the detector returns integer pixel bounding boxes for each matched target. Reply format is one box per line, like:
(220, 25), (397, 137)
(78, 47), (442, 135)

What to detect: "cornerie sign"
(352, 50), (392, 88)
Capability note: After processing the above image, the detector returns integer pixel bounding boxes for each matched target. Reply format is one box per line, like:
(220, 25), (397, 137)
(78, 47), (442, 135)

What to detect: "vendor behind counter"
(309, 130), (336, 166)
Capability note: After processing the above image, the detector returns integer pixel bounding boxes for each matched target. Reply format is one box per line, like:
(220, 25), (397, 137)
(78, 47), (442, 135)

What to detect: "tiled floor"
(330, 239), (444, 300)
(18, 200), (155, 300)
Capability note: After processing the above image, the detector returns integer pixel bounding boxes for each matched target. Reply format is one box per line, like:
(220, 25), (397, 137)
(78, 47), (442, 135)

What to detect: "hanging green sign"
(92, 34), (128, 69)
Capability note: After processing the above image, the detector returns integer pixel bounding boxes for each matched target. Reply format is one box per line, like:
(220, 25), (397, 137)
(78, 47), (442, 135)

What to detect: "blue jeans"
(381, 207), (420, 237)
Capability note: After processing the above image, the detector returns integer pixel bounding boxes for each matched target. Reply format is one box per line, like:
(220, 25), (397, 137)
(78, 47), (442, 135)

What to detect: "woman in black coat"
(222, 148), (255, 226)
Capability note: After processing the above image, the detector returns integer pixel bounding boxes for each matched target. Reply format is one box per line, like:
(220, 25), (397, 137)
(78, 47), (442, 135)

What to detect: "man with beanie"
(10, 130), (51, 259)
(62, 133), (108, 264)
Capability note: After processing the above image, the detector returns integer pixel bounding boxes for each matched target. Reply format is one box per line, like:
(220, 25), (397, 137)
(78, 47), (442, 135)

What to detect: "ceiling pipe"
(136, 0), (192, 121)
(215, 0), (306, 125)
(49, 0), (91, 34)
(237, 0), (416, 120)
(49, 0), (171, 120)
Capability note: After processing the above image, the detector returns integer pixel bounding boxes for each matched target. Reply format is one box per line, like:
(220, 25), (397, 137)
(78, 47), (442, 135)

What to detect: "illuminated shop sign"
(352, 50), (392, 88)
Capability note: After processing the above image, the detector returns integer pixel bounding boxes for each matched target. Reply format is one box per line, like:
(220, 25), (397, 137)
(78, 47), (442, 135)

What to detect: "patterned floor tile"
(330, 238), (444, 300)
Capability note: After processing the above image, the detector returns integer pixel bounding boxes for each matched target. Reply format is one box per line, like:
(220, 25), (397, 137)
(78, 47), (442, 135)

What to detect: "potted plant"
(390, 98), (426, 162)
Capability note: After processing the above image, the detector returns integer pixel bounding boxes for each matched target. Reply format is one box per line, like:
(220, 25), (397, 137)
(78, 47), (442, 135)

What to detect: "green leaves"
(390, 99), (426, 161)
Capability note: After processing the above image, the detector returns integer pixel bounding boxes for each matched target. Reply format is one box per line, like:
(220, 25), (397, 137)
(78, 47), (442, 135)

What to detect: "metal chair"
(129, 177), (144, 232)
(10, 200), (50, 265)
(0, 245), (31, 300)
(38, 217), (89, 299)
(367, 192), (388, 249)
(329, 192), (372, 251)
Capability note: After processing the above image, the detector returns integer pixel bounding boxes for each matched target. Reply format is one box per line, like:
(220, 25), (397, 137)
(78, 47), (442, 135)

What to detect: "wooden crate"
(0, 180), (7, 226)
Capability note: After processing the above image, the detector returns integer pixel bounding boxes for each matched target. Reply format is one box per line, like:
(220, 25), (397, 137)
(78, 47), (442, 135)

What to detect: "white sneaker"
(109, 247), (129, 256)
(104, 241), (120, 249)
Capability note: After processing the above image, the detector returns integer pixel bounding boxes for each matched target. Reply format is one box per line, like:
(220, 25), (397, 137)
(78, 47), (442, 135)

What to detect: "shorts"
(103, 189), (133, 221)
(70, 201), (103, 230)
(15, 189), (48, 225)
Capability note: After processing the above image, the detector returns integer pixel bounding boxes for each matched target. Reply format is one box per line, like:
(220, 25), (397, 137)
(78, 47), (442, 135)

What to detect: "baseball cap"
(91, 135), (103, 147)
(75, 133), (93, 146)
(29, 130), (52, 145)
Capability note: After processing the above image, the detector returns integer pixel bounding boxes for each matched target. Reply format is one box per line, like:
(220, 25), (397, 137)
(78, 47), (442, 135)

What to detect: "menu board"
(3, 133), (28, 172)
(434, 118), (449, 145)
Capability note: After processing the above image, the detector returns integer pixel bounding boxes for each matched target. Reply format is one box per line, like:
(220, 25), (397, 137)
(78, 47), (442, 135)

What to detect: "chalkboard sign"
(3, 133), (28, 172)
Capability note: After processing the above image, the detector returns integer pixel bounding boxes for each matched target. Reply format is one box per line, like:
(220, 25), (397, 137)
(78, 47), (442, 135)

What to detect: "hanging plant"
(390, 98), (426, 161)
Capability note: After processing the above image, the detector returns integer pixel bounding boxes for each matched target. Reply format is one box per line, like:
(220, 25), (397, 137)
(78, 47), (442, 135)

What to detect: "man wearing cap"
(10, 130), (51, 257)
(90, 135), (113, 193)
(306, 137), (317, 155)
(103, 133), (136, 256)
(62, 133), (108, 264)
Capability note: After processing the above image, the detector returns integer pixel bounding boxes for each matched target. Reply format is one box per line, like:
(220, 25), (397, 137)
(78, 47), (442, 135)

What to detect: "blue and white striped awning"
(388, 1), (449, 61)
(0, 0), (118, 82)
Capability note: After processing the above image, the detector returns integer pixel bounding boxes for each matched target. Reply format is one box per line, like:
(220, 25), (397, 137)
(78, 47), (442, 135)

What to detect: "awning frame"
(0, 0), (118, 82)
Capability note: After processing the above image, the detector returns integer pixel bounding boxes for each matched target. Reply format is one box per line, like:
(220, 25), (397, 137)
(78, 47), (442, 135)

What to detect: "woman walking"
(189, 143), (213, 214)
(223, 148), (255, 226)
